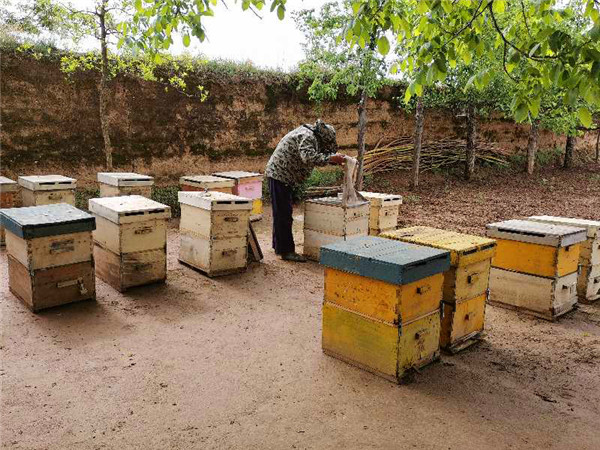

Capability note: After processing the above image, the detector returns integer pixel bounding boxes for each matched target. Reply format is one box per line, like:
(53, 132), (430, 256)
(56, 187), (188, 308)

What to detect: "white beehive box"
(97, 172), (154, 198)
(18, 175), (76, 207)
(0, 176), (19, 245)
(89, 195), (171, 291)
(178, 191), (252, 277)
(179, 175), (235, 193)
(359, 191), (403, 235)
(528, 215), (600, 303)
(303, 197), (369, 261)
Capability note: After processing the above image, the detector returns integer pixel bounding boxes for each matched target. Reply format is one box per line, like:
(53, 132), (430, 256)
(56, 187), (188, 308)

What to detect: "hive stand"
(18, 175), (76, 207)
(0, 204), (96, 311)
(320, 236), (450, 383)
(97, 172), (154, 198)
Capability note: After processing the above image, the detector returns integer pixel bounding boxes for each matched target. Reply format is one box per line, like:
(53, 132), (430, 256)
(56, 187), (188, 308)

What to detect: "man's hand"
(329, 154), (346, 165)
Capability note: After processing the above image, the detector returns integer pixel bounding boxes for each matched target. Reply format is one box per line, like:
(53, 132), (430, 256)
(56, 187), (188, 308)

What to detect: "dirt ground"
(1, 168), (600, 449)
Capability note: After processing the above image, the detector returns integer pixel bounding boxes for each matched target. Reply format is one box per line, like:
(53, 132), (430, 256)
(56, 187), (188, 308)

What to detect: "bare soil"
(2, 168), (600, 449)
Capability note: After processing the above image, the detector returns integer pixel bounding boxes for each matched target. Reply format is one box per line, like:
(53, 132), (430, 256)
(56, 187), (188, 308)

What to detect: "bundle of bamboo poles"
(363, 137), (509, 175)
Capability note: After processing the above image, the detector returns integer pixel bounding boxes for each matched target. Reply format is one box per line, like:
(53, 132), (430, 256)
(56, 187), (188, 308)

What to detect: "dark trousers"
(268, 177), (295, 255)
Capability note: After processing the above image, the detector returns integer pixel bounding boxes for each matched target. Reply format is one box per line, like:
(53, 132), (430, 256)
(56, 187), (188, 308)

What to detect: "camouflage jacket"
(265, 125), (333, 186)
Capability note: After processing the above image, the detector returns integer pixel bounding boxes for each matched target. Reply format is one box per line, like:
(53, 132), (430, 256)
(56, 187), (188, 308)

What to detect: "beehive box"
(382, 226), (496, 353)
(179, 175), (235, 193)
(529, 216), (600, 303)
(212, 171), (263, 221)
(359, 191), (403, 235)
(303, 197), (369, 261)
(0, 176), (19, 246)
(0, 204), (96, 311)
(18, 175), (76, 207)
(320, 236), (450, 383)
(178, 191), (252, 277)
(487, 219), (586, 320)
(89, 196), (171, 292)
(98, 172), (154, 197)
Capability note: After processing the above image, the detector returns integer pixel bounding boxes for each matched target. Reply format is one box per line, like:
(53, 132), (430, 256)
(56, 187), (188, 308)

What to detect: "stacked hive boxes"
(178, 191), (252, 277)
(212, 171), (263, 221)
(382, 226), (496, 353)
(320, 236), (450, 383)
(0, 204), (96, 311)
(98, 172), (154, 197)
(89, 196), (171, 292)
(359, 192), (403, 236)
(179, 175), (235, 193)
(529, 216), (600, 304)
(0, 176), (19, 246)
(19, 175), (76, 206)
(303, 197), (369, 261)
(487, 219), (586, 321)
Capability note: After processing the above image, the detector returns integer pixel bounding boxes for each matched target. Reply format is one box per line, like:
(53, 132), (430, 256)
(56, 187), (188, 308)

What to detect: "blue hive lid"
(320, 235), (450, 285)
(0, 204), (95, 239)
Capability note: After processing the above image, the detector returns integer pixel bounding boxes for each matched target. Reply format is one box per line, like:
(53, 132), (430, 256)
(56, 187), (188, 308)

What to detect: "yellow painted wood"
(440, 293), (486, 351)
(368, 205), (399, 230)
(492, 239), (580, 278)
(324, 268), (443, 324)
(443, 259), (491, 303)
(322, 302), (440, 382)
(251, 199), (262, 216)
(382, 226), (496, 266)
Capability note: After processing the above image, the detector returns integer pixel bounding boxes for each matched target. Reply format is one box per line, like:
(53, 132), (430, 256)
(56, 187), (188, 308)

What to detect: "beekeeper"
(265, 120), (346, 262)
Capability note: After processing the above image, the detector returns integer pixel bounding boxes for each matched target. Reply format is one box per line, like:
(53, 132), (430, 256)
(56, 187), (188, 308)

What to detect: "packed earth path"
(2, 168), (600, 450)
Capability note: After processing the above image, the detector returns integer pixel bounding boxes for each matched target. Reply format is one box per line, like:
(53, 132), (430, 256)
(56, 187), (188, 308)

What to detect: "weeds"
(152, 186), (181, 218)
(75, 187), (99, 211)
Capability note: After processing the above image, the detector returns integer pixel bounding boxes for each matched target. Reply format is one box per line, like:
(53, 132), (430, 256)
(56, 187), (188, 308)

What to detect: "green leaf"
(578, 108), (593, 128)
(515, 103), (529, 122)
(135, 0), (143, 13)
(277, 5), (285, 20)
(183, 34), (191, 47)
(529, 97), (541, 118)
(492, 0), (506, 14)
(377, 36), (390, 56)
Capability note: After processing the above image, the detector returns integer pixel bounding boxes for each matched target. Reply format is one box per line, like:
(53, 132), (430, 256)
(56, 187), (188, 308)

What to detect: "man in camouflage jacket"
(266, 120), (345, 262)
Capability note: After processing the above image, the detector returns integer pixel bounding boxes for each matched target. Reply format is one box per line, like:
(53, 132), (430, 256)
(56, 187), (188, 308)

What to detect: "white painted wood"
(18, 175), (76, 191)
(0, 176), (18, 193)
(303, 229), (367, 261)
(212, 171), (263, 182)
(577, 264), (600, 301)
(97, 172), (154, 187)
(20, 189), (75, 207)
(489, 267), (577, 318)
(529, 216), (600, 238)
(486, 219), (586, 247)
(93, 215), (167, 254)
(178, 191), (252, 211)
(180, 205), (249, 239)
(580, 238), (600, 265)
(89, 195), (171, 224)
(179, 175), (235, 190)
(369, 205), (399, 230)
(359, 191), (403, 207)
(304, 198), (369, 236)
(6, 230), (92, 270)
(179, 232), (247, 274)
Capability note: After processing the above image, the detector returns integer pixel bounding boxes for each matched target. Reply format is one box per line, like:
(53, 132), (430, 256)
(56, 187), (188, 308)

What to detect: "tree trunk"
(98, 1), (113, 170)
(596, 128), (600, 164)
(465, 104), (476, 180)
(564, 135), (576, 169)
(526, 119), (539, 175)
(411, 97), (424, 188)
(356, 88), (368, 190)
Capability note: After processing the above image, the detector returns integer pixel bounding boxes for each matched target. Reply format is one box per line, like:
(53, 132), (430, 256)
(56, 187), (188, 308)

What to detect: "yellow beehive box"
(320, 236), (450, 382)
(489, 268), (578, 321)
(18, 175), (76, 207)
(0, 176), (19, 245)
(529, 216), (600, 303)
(486, 219), (586, 278)
(303, 197), (369, 261)
(0, 204), (96, 312)
(382, 226), (496, 352)
(178, 191), (252, 277)
(98, 172), (154, 198)
(359, 191), (402, 235)
(179, 175), (235, 194)
(89, 196), (171, 291)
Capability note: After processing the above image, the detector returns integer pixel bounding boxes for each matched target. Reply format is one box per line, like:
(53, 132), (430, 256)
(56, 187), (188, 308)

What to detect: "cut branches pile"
(363, 137), (509, 175)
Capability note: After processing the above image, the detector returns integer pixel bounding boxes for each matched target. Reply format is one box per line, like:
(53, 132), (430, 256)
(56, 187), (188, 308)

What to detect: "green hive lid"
(0, 204), (95, 239)
(320, 236), (451, 285)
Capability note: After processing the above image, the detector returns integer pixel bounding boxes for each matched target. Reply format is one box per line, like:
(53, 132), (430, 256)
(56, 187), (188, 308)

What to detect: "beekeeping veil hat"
(313, 119), (338, 154)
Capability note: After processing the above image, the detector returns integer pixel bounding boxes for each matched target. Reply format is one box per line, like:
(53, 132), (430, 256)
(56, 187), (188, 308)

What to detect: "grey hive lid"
(18, 175), (76, 191)
(528, 215), (600, 239)
(97, 172), (154, 187)
(179, 175), (235, 187)
(320, 235), (450, 285)
(212, 171), (263, 181)
(486, 219), (587, 247)
(89, 195), (171, 224)
(0, 204), (95, 239)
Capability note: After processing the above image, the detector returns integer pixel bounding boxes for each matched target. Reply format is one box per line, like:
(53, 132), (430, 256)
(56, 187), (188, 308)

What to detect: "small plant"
(403, 194), (420, 204)
(152, 186), (181, 218)
(75, 187), (100, 211)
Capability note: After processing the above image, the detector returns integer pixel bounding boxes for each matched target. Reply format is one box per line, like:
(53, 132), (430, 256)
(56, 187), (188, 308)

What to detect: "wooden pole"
(98, 0), (113, 170)
(526, 119), (539, 175)
(465, 104), (476, 180)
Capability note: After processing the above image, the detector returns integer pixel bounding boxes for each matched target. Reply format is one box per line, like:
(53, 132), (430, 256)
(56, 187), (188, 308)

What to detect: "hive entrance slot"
(124, 211), (144, 216)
